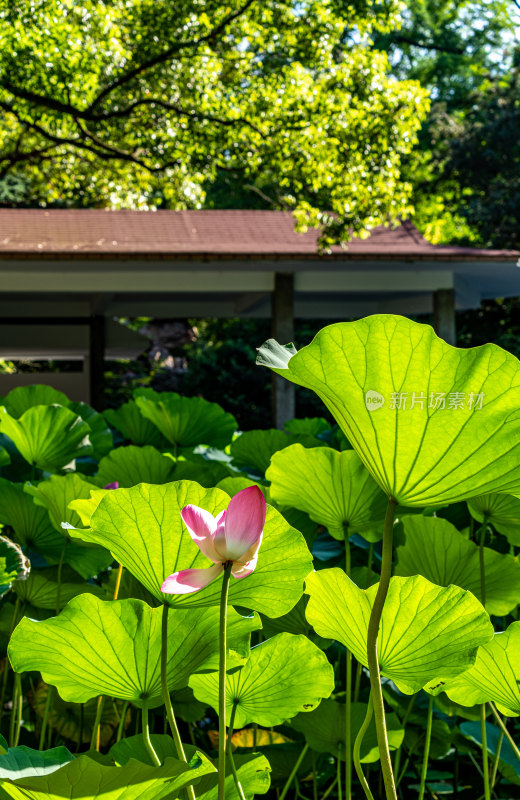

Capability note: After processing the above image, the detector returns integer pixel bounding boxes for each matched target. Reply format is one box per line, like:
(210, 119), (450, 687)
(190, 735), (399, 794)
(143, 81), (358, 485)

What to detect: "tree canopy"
(0, 0), (428, 244)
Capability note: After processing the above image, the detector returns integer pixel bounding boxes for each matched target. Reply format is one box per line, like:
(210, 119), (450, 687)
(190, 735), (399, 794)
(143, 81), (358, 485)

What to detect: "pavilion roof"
(0, 209), (517, 260)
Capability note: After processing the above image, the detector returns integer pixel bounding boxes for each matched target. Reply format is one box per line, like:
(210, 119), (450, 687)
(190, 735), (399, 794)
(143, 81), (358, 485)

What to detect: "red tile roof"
(0, 209), (516, 259)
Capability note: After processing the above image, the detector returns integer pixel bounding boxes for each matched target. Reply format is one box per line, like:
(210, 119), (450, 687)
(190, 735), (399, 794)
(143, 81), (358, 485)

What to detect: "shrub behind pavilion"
(0, 316), (515, 799)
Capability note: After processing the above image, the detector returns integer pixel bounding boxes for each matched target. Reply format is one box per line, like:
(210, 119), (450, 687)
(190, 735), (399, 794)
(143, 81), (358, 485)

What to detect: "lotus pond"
(0, 314), (517, 800)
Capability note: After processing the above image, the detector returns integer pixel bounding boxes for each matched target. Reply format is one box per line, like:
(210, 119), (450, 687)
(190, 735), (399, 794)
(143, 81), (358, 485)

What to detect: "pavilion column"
(433, 288), (456, 345)
(89, 315), (106, 410)
(271, 273), (295, 429)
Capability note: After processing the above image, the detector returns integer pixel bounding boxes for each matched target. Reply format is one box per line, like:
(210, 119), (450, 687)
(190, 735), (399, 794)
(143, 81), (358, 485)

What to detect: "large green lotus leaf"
(460, 721), (520, 786)
(230, 429), (320, 476)
(8, 594), (260, 706)
(305, 570), (493, 694)
(170, 456), (233, 488)
(290, 698), (404, 763)
(395, 515), (520, 615)
(12, 565), (102, 611)
(0, 753), (215, 800)
(266, 445), (387, 540)
(443, 621), (520, 715)
(95, 445), (176, 488)
(68, 402), (113, 461)
(0, 536), (29, 597)
(467, 493), (520, 545)
(3, 386), (69, 418)
(103, 401), (167, 448)
(257, 315), (520, 506)
(24, 474), (95, 534)
(0, 406), (92, 472)
(0, 745), (73, 780)
(0, 479), (56, 553)
(216, 477), (266, 499)
(24, 475), (112, 578)
(68, 481), (313, 617)
(68, 488), (112, 527)
(189, 632), (334, 727)
(111, 737), (270, 800)
(135, 394), (237, 450)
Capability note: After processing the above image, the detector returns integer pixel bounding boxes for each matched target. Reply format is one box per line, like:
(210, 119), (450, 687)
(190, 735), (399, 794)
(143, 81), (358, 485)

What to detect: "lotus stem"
(344, 526), (352, 800)
(489, 703), (520, 764)
(490, 729), (504, 790)
(227, 701), (246, 800)
(112, 563), (124, 600)
(142, 701), (161, 767)
(39, 684), (54, 750)
(480, 705), (491, 800)
(352, 695), (375, 800)
(161, 604), (197, 800)
(0, 597), (20, 724)
(9, 672), (22, 748)
(478, 521), (487, 608)
(279, 743), (309, 800)
(418, 695), (433, 800)
(218, 562), (233, 800)
(393, 694), (416, 786)
(365, 497), (398, 800)
(90, 695), (105, 751)
(56, 540), (68, 615)
(116, 699), (129, 743)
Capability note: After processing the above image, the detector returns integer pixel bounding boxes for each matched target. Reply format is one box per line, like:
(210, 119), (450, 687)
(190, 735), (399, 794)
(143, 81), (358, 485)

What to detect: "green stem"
(337, 751), (343, 800)
(0, 598), (20, 724)
(353, 661), (362, 704)
(39, 685), (54, 750)
(344, 527), (352, 800)
(9, 673), (22, 748)
(112, 563), (123, 600)
(393, 694), (416, 785)
(161, 605), (197, 800)
(56, 540), (68, 616)
(312, 750), (318, 800)
(366, 497), (398, 800)
(490, 729), (504, 790)
(352, 695), (375, 800)
(116, 699), (129, 743)
(480, 705), (491, 800)
(227, 702), (246, 800)
(489, 703), (520, 764)
(142, 702), (161, 767)
(90, 695), (105, 751)
(367, 543), (373, 575)
(478, 522), (487, 608)
(418, 696), (433, 800)
(218, 562), (233, 800)
(279, 743), (309, 800)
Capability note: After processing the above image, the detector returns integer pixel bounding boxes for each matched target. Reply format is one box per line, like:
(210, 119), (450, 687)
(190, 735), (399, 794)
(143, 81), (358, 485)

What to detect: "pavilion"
(0, 208), (518, 426)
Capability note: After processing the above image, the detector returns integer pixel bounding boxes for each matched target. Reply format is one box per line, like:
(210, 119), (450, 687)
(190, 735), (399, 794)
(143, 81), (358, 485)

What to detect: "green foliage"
(0, 1), (427, 245)
(135, 393), (237, 450)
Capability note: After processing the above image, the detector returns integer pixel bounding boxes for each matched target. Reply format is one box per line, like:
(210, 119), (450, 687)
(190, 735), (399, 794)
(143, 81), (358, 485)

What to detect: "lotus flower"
(161, 486), (266, 594)
(104, 482), (119, 490)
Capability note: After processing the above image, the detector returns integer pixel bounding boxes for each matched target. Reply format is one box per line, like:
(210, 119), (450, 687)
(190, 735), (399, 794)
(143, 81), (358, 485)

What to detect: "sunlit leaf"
(8, 594), (260, 706)
(395, 515), (520, 615)
(267, 445), (387, 540)
(467, 493), (520, 545)
(305, 569), (493, 694)
(230, 429), (320, 476)
(95, 445), (176, 488)
(190, 632), (334, 727)
(12, 565), (102, 611)
(0, 405), (91, 472)
(68, 402), (113, 461)
(103, 401), (167, 448)
(443, 621), (520, 715)
(0, 745), (73, 780)
(68, 481), (313, 617)
(3, 386), (69, 419)
(258, 316), (520, 505)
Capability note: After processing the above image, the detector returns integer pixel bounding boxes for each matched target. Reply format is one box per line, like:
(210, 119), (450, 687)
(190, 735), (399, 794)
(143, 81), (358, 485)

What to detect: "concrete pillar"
(271, 273), (295, 429)
(89, 315), (106, 410)
(433, 289), (456, 345)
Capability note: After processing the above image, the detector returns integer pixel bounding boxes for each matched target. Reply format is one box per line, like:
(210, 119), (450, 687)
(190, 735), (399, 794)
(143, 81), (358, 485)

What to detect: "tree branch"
(389, 34), (465, 55)
(88, 0), (258, 110)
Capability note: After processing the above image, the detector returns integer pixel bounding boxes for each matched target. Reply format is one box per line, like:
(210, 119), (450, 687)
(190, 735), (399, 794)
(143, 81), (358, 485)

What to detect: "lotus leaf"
(189, 632), (334, 727)
(257, 315), (520, 505)
(95, 445), (176, 488)
(467, 493), (520, 545)
(8, 594), (260, 706)
(0, 536), (29, 597)
(103, 401), (167, 448)
(135, 393), (237, 449)
(305, 569), (493, 694)
(3, 386), (69, 418)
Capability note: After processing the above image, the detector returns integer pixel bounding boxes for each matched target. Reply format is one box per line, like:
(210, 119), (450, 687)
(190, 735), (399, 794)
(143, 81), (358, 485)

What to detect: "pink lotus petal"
(215, 486), (266, 561)
(104, 482), (119, 490)
(180, 505), (221, 563)
(161, 563), (224, 594)
(231, 555), (259, 580)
